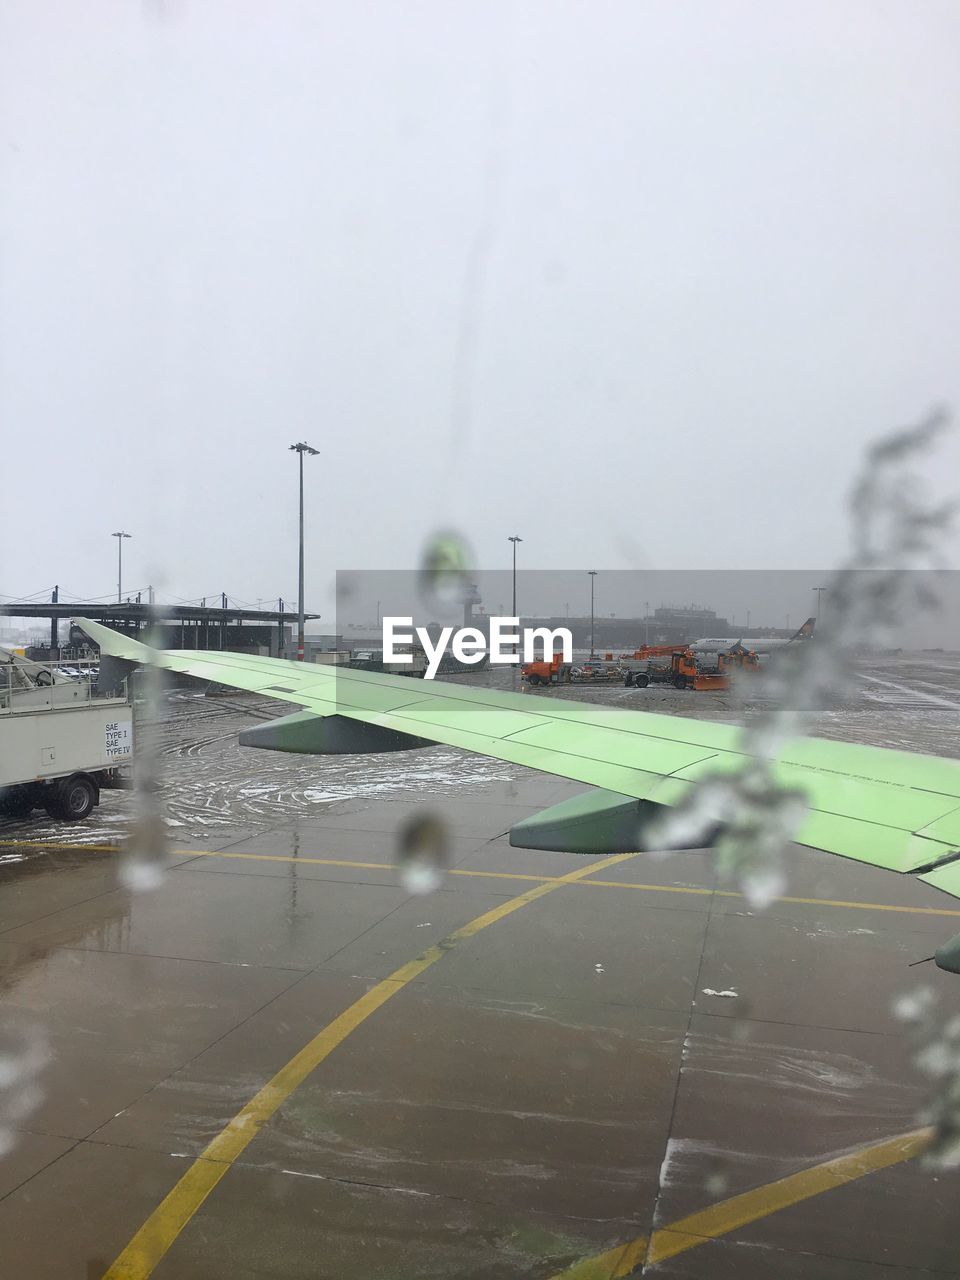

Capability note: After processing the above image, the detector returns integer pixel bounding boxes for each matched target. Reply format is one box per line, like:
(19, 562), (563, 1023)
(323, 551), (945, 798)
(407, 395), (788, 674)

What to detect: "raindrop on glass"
(395, 813), (449, 895)
(0, 1024), (49, 1156)
(418, 530), (473, 611)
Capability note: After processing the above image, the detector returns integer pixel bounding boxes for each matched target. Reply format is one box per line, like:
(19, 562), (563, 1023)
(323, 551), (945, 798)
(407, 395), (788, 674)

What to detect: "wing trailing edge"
(239, 710), (434, 755)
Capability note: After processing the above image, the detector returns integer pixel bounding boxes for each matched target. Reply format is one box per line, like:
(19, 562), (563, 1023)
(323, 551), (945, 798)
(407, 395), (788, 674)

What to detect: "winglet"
(75, 617), (154, 662)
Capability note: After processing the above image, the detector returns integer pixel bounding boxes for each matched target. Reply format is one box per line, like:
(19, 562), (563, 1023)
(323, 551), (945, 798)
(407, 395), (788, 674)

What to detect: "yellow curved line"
(551, 1236), (649, 1279)
(102, 850), (640, 1279)
(549, 1127), (932, 1278)
(9, 835), (940, 1276)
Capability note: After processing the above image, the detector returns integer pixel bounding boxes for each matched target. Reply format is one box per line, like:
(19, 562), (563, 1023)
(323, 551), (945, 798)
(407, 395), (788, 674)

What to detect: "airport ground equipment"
(0, 648), (133, 821)
(349, 645), (491, 678)
(570, 660), (623, 684)
(718, 647), (761, 675)
(622, 645), (761, 691)
(525, 644), (761, 691)
(348, 648), (428, 677)
(521, 653), (574, 685)
(521, 654), (622, 685)
(619, 644), (689, 688)
(668, 646), (762, 690)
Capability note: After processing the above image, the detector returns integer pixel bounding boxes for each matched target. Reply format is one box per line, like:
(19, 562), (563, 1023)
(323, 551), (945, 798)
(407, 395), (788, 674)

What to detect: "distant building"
(519, 604), (730, 650)
(649, 605), (731, 645)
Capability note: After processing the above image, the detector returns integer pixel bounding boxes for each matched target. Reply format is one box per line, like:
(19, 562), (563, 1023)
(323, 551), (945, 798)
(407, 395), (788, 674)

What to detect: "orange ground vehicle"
(718, 648), (761, 674)
(620, 645), (686, 688)
(670, 649), (724, 689)
(671, 646), (761, 690)
(521, 653), (573, 686)
(522, 654), (623, 686)
(620, 644), (684, 662)
(623, 643), (761, 690)
(525, 644), (761, 691)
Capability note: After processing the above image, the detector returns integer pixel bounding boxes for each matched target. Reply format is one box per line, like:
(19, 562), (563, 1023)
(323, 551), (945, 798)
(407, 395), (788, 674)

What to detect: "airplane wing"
(79, 619), (960, 962)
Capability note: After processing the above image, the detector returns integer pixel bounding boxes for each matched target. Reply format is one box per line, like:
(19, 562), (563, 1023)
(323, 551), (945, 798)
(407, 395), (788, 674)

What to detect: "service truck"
(631, 645), (761, 691)
(0, 648), (134, 821)
(521, 654), (624, 686)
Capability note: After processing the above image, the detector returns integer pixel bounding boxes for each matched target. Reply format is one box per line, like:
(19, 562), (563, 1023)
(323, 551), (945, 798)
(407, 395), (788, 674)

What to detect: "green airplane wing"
(79, 617), (960, 892)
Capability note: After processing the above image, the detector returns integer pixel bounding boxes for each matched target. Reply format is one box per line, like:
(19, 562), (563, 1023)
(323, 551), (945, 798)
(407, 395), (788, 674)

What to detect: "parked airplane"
(79, 616), (960, 974)
(689, 616), (816, 653)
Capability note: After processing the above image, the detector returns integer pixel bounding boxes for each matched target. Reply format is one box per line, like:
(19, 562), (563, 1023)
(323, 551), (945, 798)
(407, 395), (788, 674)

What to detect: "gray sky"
(339, 570), (960, 649)
(2, 1), (959, 621)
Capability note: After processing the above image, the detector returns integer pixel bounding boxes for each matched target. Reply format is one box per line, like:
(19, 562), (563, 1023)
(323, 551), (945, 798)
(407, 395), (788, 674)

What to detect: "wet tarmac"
(1, 654), (960, 1277)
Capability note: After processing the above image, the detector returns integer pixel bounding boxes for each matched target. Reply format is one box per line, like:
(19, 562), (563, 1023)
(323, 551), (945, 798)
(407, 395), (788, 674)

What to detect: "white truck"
(0, 648), (134, 821)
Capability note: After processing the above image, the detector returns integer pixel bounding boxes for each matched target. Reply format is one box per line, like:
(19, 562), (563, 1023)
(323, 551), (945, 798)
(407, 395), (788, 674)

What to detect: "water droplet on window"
(335, 573), (357, 605)
(0, 1024), (49, 1156)
(121, 628), (169, 892)
(395, 813), (449, 895)
(418, 531), (473, 611)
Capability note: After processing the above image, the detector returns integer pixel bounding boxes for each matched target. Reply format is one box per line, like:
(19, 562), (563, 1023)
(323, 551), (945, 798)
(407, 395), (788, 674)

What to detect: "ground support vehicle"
(522, 654), (575, 686)
(570, 660), (623, 684)
(0, 649), (134, 821)
(620, 645), (688, 688)
(522, 655), (626, 686)
(348, 648), (428, 677)
(669, 649), (726, 690)
(618, 642), (762, 692)
(669, 646), (761, 690)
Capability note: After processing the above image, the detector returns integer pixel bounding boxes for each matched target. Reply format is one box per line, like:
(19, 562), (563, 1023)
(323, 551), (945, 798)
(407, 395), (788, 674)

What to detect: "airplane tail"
(790, 617), (816, 641)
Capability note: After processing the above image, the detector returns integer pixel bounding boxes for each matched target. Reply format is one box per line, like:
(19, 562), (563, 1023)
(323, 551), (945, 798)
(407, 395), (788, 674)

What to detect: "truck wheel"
(634, 674), (649, 689)
(672, 674), (687, 690)
(49, 776), (98, 822)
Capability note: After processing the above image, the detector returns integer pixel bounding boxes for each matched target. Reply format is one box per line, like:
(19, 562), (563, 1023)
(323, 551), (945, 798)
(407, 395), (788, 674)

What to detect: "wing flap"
(920, 862), (960, 898)
(916, 807), (960, 847)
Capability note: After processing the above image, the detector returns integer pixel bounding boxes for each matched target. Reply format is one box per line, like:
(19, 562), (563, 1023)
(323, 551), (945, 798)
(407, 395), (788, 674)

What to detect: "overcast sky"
(2, 1), (958, 622)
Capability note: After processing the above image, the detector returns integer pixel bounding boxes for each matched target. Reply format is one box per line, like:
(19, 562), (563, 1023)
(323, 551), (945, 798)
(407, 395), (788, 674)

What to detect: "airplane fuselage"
(690, 636), (793, 654)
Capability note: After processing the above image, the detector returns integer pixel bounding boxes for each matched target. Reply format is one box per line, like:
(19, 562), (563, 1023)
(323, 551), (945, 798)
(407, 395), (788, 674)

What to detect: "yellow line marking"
(178, 849), (960, 919)
(102, 850), (638, 1280)
(0, 838), (122, 853)
(553, 1235), (649, 1279)
(4, 838), (959, 919)
(549, 1127), (932, 1278)
(6, 834), (941, 1274)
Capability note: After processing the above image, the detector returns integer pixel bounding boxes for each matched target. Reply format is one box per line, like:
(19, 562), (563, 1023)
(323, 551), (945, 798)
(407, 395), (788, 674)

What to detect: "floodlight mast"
(112, 531), (131, 603)
(508, 535), (522, 617)
(588, 570), (598, 657)
(289, 442), (319, 661)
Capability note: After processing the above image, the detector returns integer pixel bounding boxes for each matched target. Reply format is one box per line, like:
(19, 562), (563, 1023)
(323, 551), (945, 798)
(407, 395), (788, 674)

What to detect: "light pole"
(112, 531), (131, 602)
(289, 442), (319, 661)
(644, 600), (650, 647)
(588, 570), (598, 656)
(508, 536), (522, 619)
(813, 586), (826, 619)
